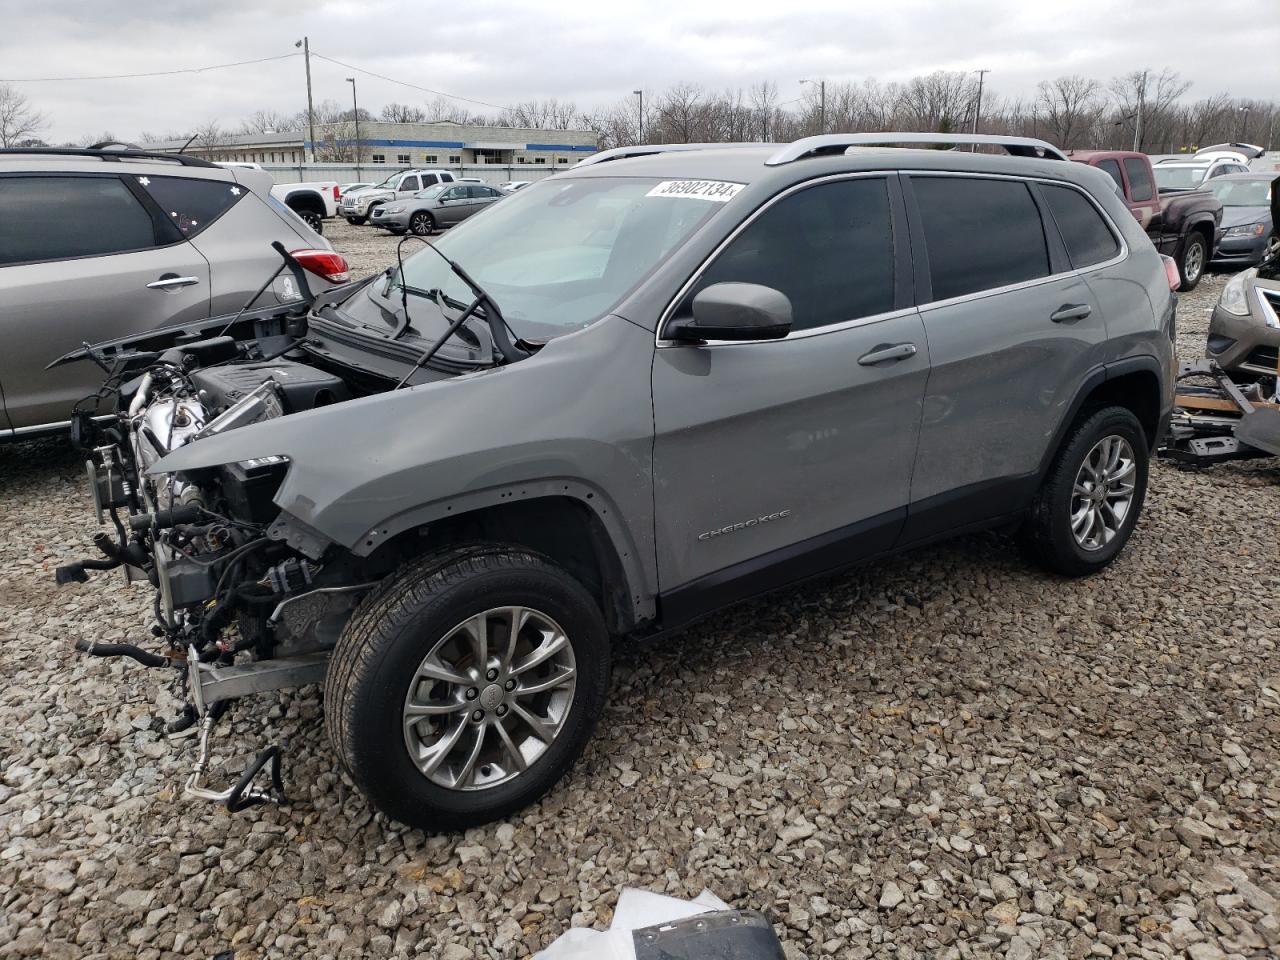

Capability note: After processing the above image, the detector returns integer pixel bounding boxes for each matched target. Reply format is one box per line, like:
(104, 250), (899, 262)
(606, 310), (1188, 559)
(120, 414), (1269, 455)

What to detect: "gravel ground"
(1, 229), (1277, 960)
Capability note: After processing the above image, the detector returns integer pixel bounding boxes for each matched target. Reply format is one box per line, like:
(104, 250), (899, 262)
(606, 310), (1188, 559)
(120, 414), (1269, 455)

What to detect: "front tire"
(325, 545), (610, 832)
(1019, 406), (1149, 577)
(410, 211), (435, 236)
(1177, 232), (1207, 291)
(346, 215), (367, 226)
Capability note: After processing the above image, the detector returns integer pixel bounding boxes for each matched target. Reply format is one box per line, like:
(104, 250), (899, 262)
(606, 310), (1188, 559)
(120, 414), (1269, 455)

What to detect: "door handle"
(146, 276), (201, 290)
(1050, 303), (1091, 323)
(857, 342), (917, 366)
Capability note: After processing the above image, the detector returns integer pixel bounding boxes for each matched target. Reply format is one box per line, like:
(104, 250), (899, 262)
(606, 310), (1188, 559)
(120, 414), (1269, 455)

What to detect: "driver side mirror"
(666, 282), (792, 342)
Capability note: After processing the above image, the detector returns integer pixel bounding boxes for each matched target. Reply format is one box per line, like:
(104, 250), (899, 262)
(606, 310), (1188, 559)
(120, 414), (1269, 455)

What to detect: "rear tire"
(325, 545), (610, 832)
(296, 209), (323, 234)
(1019, 406), (1149, 577)
(410, 211), (435, 236)
(1177, 232), (1207, 291)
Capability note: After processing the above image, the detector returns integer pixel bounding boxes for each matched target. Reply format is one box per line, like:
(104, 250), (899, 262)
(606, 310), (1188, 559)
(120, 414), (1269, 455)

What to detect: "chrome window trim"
(655, 171), (900, 347)
(656, 169), (1128, 348)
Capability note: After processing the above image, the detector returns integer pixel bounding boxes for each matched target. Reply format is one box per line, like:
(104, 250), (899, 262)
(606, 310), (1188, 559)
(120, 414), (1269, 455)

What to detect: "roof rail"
(0, 147), (218, 168)
(765, 133), (1068, 166)
(576, 142), (770, 167)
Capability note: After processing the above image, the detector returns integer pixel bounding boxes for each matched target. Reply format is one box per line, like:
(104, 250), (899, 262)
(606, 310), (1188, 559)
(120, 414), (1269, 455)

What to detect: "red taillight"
(1160, 254), (1180, 291)
(291, 249), (350, 283)
(333, 185), (341, 202)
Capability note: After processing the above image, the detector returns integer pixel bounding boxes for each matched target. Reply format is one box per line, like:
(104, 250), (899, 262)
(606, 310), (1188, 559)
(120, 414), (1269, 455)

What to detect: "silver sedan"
(371, 183), (506, 235)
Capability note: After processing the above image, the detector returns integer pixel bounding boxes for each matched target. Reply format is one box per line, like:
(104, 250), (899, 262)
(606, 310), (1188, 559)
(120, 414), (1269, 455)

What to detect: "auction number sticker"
(646, 179), (743, 202)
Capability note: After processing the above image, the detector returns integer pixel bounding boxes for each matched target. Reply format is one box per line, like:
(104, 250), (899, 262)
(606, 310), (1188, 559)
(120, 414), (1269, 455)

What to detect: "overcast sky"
(5, 0), (1277, 143)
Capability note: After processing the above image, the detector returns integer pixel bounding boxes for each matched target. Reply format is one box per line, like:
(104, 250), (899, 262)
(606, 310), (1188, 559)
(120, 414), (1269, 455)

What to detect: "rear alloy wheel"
(297, 209), (323, 234)
(1264, 233), (1280, 262)
(1177, 232), (1206, 291)
(325, 546), (610, 831)
(1019, 406), (1149, 577)
(410, 211), (435, 236)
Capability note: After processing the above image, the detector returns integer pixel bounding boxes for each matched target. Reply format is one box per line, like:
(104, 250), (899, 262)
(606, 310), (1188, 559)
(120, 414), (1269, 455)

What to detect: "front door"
(0, 173), (211, 432)
(900, 174), (1110, 542)
(436, 185), (472, 225)
(651, 175), (928, 618)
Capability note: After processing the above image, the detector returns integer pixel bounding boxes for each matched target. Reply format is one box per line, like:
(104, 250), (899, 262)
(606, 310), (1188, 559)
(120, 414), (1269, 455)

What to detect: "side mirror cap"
(667, 282), (792, 342)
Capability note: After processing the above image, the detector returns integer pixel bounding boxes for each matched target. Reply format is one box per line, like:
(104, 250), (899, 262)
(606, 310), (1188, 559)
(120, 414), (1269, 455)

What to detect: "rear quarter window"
(136, 175), (245, 238)
(1041, 184), (1120, 268)
(912, 177), (1049, 301)
(1097, 159), (1125, 194)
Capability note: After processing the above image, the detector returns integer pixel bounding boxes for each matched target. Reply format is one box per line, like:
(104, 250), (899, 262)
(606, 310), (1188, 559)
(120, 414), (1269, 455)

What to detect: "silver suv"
(66, 134), (1175, 831)
(0, 147), (345, 436)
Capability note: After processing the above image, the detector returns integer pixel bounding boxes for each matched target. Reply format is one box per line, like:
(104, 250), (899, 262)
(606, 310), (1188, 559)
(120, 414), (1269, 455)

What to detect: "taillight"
(332, 185), (341, 202)
(291, 249), (350, 283)
(1160, 254), (1180, 291)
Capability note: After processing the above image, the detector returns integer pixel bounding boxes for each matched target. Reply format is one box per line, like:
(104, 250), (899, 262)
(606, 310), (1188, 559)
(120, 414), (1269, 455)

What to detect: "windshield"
(1205, 178), (1272, 207)
(390, 176), (732, 339)
(1153, 165), (1208, 191)
(370, 175), (399, 190)
(414, 184), (447, 200)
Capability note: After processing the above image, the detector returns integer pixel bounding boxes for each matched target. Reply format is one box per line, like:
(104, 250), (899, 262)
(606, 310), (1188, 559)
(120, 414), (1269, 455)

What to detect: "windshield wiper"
(416, 242), (528, 364)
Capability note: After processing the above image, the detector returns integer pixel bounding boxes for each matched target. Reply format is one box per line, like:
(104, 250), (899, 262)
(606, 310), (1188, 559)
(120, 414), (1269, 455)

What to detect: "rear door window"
(687, 177), (895, 332)
(135, 175), (245, 238)
(421, 174), (439, 186)
(1122, 159), (1155, 201)
(1040, 184), (1120, 268)
(911, 177), (1049, 301)
(1097, 160), (1126, 195)
(0, 175), (172, 266)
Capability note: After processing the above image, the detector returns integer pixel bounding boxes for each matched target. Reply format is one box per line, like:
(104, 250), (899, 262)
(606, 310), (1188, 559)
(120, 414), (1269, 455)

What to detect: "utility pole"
(1239, 105), (1251, 142)
(347, 77), (361, 177)
(1133, 69), (1146, 152)
(971, 69), (990, 150)
(633, 89), (643, 144)
(800, 79), (825, 134)
(296, 38), (316, 163)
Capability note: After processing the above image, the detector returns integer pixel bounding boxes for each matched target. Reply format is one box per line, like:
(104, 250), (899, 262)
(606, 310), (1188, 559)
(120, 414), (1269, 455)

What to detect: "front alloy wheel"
(325, 545), (610, 831)
(403, 606), (577, 790)
(410, 211), (435, 236)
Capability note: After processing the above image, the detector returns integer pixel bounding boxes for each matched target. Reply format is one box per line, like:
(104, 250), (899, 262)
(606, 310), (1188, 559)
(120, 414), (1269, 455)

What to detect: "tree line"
(3, 67), (1276, 158)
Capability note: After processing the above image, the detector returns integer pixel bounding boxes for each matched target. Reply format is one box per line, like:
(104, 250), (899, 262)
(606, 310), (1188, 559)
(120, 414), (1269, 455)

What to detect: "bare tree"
(1035, 76), (1106, 149)
(1109, 69), (1190, 151)
(240, 110), (295, 135)
(749, 81), (780, 140)
(896, 71), (977, 133)
(382, 103), (428, 123)
(0, 84), (47, 147)
(192, 121), (230, 160)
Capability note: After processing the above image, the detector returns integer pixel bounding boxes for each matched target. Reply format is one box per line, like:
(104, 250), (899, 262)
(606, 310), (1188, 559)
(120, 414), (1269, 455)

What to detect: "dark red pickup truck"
(1069, 150), (1222, 291)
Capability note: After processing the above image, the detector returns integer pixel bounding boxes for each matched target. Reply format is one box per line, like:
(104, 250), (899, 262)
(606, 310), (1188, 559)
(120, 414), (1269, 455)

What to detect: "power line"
(309, 51), (510, 112)
(0, 52), (301, 83)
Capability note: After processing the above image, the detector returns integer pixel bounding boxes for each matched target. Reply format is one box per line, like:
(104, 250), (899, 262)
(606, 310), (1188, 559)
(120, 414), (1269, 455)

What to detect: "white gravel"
(1, 229), (1277, 960)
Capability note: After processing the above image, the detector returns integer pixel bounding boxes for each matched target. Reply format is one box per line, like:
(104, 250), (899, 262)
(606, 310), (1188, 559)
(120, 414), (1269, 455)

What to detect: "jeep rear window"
(1040, 184), (1120, 268)
(392, 177), (730, 339)
(912, 177), (1049, 301)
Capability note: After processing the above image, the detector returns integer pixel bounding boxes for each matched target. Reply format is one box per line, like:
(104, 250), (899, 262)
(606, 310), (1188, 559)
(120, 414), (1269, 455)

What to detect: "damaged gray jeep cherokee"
(61, 134), (1176, 830)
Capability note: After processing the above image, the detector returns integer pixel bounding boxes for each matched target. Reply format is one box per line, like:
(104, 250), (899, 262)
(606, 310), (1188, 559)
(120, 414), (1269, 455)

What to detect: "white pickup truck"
(216, 162), (339, 234)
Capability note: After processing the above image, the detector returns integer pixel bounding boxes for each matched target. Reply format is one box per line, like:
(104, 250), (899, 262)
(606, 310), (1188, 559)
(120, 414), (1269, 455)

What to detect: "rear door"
(651, 175), (929, 612)
(900, 174), (1110, 543)
(133, 173), (294, 316)
(0, 173), (211, 432)
(466, 185), (503, 217)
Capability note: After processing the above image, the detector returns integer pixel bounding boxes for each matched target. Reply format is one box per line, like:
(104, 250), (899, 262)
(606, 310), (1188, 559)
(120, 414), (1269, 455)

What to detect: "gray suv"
(0, 147), (345, 436)
(66, 134), (1175, 831)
